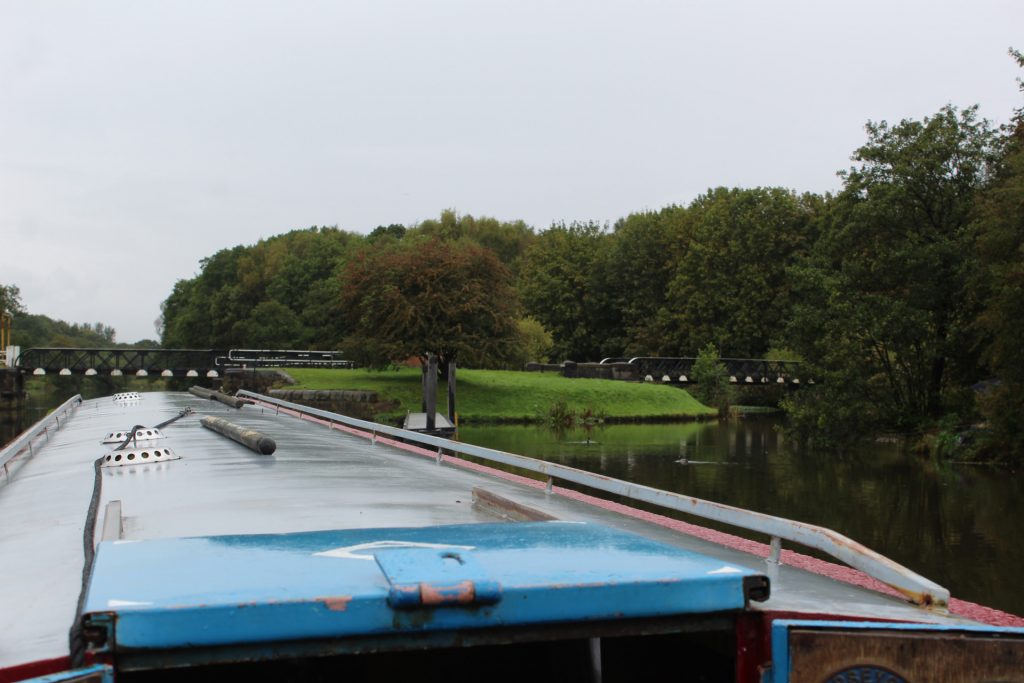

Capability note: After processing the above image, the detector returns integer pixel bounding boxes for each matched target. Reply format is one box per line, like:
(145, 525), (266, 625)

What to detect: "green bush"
(691, 343), (735, 417)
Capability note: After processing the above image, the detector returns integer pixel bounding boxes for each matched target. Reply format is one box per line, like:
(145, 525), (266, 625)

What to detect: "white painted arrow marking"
(314, 540), (476, 561)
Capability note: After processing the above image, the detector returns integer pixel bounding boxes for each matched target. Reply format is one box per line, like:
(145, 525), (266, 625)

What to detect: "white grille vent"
(102, 428), (164, 444)
(112, 392), (142, 402)
(102, 447), (180, 468)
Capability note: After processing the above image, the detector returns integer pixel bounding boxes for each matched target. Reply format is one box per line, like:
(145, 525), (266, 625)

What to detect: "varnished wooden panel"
(788, 628), (1024, 683)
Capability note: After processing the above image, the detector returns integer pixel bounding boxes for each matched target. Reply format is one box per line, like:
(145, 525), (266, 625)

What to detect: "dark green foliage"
(368, 224), (407, 242)
(658, 188), (820, 357)
(160, 227), (355, 349)
(691, 342), (734, 416)
(0, 284), (24, 317)
(518, 221), (608, 361)
(3, 299), (118, 350)
(413, 209), (535, 272)
(784, 106), (1000, 444)
(13, 315), (116, 349)
(971, 49), (1024, 462)
(230, 300), (306, 349)
(337, 236), (521, 370)
(1, 286), (124, 348)
(508, 317), (554, 368)
(591, 208), (684, 356)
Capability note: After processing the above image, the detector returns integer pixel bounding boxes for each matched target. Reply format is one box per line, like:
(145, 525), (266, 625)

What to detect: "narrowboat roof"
(0, 391), (993, 673)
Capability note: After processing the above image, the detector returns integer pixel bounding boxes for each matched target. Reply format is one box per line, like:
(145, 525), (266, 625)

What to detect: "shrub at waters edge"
(691, 343), (735, 418)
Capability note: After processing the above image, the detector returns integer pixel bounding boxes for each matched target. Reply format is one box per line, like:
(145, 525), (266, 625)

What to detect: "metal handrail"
(236, 389), (949, 609)
(0, 393), (83, 474)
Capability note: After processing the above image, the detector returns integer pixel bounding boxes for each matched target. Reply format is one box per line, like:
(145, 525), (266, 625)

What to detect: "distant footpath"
(281, 368), (715, 424)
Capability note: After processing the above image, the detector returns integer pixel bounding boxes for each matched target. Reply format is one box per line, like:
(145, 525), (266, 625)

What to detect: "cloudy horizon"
(2, 0), (1022, 343)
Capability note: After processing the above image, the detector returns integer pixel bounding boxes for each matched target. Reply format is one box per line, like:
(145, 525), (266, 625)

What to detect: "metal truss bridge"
(12, 348), (353, 377)
(599, 356), (812, 385)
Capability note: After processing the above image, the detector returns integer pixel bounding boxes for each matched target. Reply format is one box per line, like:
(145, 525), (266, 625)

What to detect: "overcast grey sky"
(2, 0), (1022, 343)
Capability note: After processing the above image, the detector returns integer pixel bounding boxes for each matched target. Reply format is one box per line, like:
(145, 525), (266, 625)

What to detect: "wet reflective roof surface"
(0, 392), (976, 671)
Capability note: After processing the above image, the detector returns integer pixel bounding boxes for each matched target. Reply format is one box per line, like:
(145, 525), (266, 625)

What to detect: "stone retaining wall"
(525, 361), (638, 381)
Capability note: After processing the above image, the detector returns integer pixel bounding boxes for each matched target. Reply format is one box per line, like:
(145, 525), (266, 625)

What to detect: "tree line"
(155, 53), (1024, 462)
(0, 284), (146, 349)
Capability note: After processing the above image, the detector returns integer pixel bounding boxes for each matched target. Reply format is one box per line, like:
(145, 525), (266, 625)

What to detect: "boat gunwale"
(0, 393), (82, 478)
(237, 389), (949, 611)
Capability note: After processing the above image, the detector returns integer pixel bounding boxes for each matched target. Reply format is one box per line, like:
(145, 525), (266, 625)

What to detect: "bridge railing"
(600, 356), (811, 384)
(15, 348), (220, 374)
(237, 389), (947, 610)
(223, 349), (354, 368)
(13, 348), (355, 375)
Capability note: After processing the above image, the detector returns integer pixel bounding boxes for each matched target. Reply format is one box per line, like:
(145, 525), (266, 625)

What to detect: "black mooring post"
(421, 362), (427, 412)
(425, 353), (438, 431)
(447, 359), (457, 429)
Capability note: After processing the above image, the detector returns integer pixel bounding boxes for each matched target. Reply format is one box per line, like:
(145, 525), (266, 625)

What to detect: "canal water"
(459, 418), (1024, 618)
(0, 377), (206, 447)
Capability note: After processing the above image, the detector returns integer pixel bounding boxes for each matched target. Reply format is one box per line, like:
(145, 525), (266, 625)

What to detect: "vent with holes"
(102, 428), (164, 444)
(101, 447), (181, 468)
(112, 392), (142, 402)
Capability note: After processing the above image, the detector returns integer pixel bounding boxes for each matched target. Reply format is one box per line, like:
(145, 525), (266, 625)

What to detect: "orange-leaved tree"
(337, 236), (520, 371)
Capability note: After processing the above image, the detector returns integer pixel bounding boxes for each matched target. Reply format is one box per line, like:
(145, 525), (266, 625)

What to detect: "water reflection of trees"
(460, 419), (1024, 617)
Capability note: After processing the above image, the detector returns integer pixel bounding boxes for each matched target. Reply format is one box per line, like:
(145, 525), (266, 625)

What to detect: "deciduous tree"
(518, 222), (608, 361)
(414, 210), (535, 272)
(160, 227), (355, 348)
(973, 49), (1024, 461)
(590, 208), (685, 356)
(0, 283), (24, 317)
(784, 106), (999, 442)
(337, 237), (520, 370)
(658, 187), (820, 357)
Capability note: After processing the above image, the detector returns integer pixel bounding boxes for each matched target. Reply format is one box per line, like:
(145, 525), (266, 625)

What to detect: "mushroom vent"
(102, 447), (181, 468)
(102, 428), (164, 444)
(113, 392), (142, 402)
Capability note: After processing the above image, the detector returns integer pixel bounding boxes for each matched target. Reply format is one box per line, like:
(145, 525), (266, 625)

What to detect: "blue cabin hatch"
(81, 521), (768, 654)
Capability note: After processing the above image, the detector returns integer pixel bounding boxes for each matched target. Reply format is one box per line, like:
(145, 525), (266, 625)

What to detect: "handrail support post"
(235, 390), (949, 610)
(767, 536), (782, 565)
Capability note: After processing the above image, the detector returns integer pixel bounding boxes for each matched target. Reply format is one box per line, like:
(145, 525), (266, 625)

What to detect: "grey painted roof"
(0, 392), (974, 671)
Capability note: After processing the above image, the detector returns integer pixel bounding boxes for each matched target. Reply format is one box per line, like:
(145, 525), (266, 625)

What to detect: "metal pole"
(447, 358), (457, 429)
(420, 362), (427, 413)
(425, 353), (438, 432)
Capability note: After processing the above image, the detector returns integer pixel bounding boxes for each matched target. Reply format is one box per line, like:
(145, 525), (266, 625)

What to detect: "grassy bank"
(285, 368), (715, 422)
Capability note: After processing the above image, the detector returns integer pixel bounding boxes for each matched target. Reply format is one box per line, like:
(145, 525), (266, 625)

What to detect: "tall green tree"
(0, 284), (24, 318)
(658, 187), (821, 357)
(413, 210), (536, 272)
(337, 236), (521, 370)
(784, 106), (999, 442)
(518, 222), (608, 361)
(973, 49), (1024, 461)
(160, 227), (356, 349)
(230, 300), (306, 349)
(590, 207), (686, 356)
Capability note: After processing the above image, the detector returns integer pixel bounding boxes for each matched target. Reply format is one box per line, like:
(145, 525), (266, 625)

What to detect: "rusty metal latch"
(374, 547), (502, 609)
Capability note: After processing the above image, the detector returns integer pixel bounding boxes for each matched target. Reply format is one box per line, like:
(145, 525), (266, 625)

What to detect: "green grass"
(284, 368), (715, 422)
